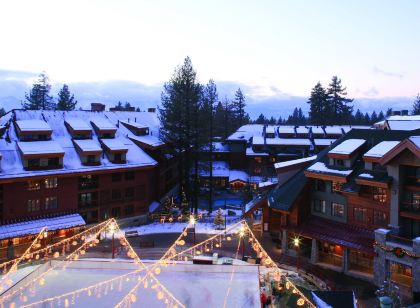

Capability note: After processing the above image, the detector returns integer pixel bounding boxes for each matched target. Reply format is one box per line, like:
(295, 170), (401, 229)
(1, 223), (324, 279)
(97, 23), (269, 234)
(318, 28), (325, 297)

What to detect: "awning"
(0, 214), (86, 240)
(286, 216), (375, 254)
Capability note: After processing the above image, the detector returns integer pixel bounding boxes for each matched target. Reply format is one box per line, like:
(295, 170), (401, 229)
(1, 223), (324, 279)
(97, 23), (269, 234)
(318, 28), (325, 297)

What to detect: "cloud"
(361, 87), (379, 97)
(372, 66), (404, 79)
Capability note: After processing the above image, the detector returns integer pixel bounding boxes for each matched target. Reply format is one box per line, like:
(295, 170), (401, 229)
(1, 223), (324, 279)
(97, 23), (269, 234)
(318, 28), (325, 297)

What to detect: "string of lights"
(222, 236), (242, 308)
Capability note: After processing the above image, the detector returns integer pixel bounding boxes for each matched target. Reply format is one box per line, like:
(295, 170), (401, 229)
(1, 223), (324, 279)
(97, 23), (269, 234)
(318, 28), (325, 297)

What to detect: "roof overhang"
(304, 171), (348, 183)
(355, 178), (391, 188)
(379, 138), (420, 165)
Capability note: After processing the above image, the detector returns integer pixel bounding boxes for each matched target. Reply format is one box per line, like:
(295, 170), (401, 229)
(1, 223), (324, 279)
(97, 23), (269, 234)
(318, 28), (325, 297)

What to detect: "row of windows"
(28, 178), (58, 191)
(313, 200), (345, 218)
(28, 157), (60, 168)
(27, 197), (58, 212)
(353, 207), (388, 226)
(111, 172), (135, 182)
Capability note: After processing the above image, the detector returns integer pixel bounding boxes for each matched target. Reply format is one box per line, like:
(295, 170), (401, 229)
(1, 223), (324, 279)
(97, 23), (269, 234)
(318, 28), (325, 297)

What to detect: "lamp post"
(109, 222), (116, 259)
(189, 215), (196, 245)
(224, 200), (227, 232)
(293, 237), (300, 272)
(43, 229), (48, 248)
(239, 225), (245, 259)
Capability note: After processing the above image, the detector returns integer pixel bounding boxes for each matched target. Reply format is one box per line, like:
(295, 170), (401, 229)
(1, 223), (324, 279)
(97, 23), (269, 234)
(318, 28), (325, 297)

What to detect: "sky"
(0, 0), (419, 116)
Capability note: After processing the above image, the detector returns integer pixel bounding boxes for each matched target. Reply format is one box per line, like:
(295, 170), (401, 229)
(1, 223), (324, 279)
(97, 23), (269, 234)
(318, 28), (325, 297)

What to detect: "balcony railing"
(387, 234), (413, 247)
(318, 251), (343, 267)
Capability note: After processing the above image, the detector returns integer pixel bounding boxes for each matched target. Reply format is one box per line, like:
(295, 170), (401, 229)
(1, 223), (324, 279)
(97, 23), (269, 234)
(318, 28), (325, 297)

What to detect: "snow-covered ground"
(4, 260), (260, 308)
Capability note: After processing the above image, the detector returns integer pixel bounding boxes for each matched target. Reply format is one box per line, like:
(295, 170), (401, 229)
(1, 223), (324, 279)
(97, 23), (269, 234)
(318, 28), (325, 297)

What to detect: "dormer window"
(328, 139), (366, 168)
(18, 141), (64, 170)
(73, 139), (102, 166)
(120, 121), (150, 136)
(90, 118), (117, 139)
(100, 139), (128, 164)
(15, 120), (52, 141)
(65, 119), (92, 139)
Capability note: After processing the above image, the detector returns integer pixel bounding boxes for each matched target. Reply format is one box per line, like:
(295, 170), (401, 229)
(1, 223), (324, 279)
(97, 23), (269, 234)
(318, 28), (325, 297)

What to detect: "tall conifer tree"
(326, 76), (353, 124)
(23, 73), (55, 110)
(308, 82), (328, 125)
(56, 84), (77, 110)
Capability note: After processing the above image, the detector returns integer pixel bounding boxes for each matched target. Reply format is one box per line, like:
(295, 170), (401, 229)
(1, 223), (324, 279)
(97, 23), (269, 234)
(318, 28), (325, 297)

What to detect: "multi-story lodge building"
(245, 128), (420, 301)
(0, 109), (178, 251)
(198, 124), (369, 191)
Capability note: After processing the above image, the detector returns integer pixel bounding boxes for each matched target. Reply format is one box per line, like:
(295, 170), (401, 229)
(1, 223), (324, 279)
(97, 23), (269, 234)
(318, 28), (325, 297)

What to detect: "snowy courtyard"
(4, 259), (261, 308)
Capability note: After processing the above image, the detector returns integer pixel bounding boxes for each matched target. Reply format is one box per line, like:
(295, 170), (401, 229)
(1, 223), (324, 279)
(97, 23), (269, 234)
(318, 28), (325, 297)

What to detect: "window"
(374, 211), (388, 226)
(45, 178), (58, 189)
(111, 173), (122, 182)
(332, 203), (345, 217)
(40, 158), (49, 167)
(79, 192), (97, 207)
(335, 159), (345, 167)
(112, 189), (121, 200)
(27, 199), (40, 212)
(354, 207), (368, 223)
(254, 167), (261, 174)
(373, 187), (387, 203)
(270, 157), (276, 163)
(48, 157), (59, 166)
(331, 181), (342, 193)
(114, 153), (123, 162)
(254, 157), (262, 163)
(125, 172), (135, 181)
(124, 204), (134, 216)
(138, 185), (145, 200)
(111, 207), (121, 218)
(315, 180), (326, 192)
(87, 155), (96, 164)
(313, 200), (326, 214)
(125, 187), (135, 198)
(78, 175), (98, 190)
(28, 159), (40, 168)
(28, 181), (41, 191)
(45, 197), (58, 209)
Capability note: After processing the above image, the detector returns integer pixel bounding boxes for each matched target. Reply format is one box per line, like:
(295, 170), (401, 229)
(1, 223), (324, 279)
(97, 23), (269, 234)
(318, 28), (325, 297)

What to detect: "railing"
(387, 234), (413, 247)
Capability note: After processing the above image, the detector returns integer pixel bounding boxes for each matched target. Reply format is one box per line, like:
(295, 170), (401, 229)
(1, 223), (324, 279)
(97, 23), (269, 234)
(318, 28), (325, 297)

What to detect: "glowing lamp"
(293, 238), (300, 247)
(189, 215), (196, 225)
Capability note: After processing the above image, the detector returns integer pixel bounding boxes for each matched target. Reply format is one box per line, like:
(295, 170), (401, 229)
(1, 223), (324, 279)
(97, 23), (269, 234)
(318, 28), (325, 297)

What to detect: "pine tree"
(23, 73), (55, 110)
(386, 108), (393, 117)
(371, 111), (378, 124)
(213, 102), (225, 137)
(268, 116), (276, 124)
(378, 111), (385, 121)
(326, 76), (354, 124)
(56, 84), (77, 111)
(308, 82), (328, 125)
(364, 112), (371, 125)
(354, 109), (364, 125)
(213, 208), (224, 229)
(232, 88), (246, 128)
(412, 94), (420, 115)
(0, 108), (5, 117)
(201, 80), (218, 213)
(159, 57), (202, 212)
(277, 116), (284, 125)
(255, 113), (267, 124)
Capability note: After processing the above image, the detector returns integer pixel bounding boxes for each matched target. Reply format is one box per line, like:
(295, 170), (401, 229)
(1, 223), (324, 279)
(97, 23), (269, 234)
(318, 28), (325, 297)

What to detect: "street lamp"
(189, 215), (196, 245)
(43, 229), (48, 249)
(109, 222), (116, 259)
(239, 225), (245, 259)
(293, 237), (300, 272)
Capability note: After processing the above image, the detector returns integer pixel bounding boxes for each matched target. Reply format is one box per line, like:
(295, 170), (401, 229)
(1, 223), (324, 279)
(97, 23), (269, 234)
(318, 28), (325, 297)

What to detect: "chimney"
(401, 110), (409, 116)
(148, 107), (156, 113)
(392, 110), (401, 116)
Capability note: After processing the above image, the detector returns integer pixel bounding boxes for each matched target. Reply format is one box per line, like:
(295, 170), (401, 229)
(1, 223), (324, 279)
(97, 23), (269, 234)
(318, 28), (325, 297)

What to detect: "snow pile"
(274, 155), (316, 169)
(358, 173), (374, 179)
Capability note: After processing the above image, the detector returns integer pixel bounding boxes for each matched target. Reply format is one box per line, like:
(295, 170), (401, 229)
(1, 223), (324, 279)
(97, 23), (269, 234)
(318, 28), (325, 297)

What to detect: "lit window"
(332, 203), (344, 217)
(254, 157), (262, 163)
(45, 197), (58, 209)
(315, 180), (326, 192)
(27, 199), (40, 212)
(373, 187), (387, 203)
(332, 181), (342, 193)
(28, 181), (41, 191)
(45, 178), (58, 189)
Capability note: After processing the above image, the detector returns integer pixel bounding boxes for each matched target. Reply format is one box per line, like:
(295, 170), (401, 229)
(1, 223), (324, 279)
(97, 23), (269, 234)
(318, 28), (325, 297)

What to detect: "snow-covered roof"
(328, 139), (366, 155)
(387, 120), (420, 131)
(229, 170), (248, 182)
(65, 118), (92, 131)
(246, 147), (269, 156)
(410, 136), (420, 148)
(364, 141), (400, 158)
(258, 181), (275, 188)
(0, 213), (85, 240)
(266, 126), (275, 134)
(0, 110), (158, 179)
(314, 139), (336, 146)
(274, 155), (317, 169)
(358, 173), (374, 179)
(90, 117), (116, 131)
(253, 136), (311, 146)
(387, 115), (420, 121)
(306, 162), (353, 176)
(120, 120), (148, 129)
(149, 201), (160, 213)
(18, 141), (65, 156)
(73, 139), (102, 153)
(129, 135), (164, 148)
(15, 120), (52, 132)
(101, 138), (128, 152)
